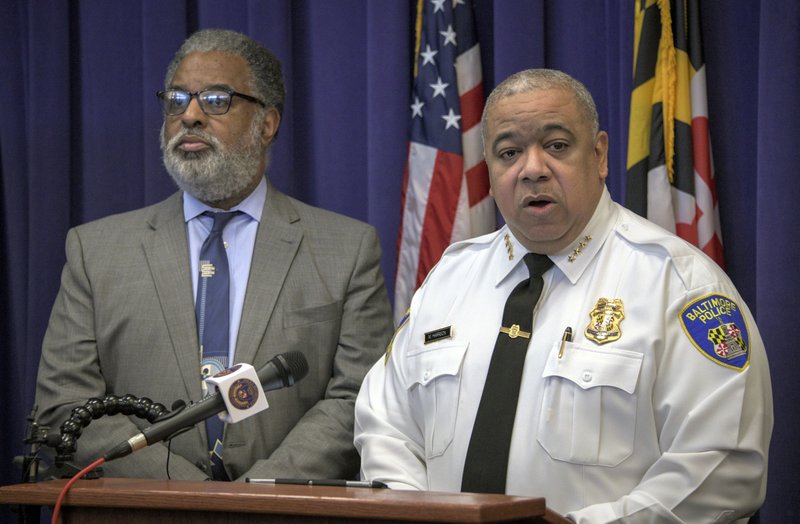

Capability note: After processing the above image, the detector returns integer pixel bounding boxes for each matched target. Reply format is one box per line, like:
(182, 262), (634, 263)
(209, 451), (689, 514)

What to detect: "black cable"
(166, 437), (173, 480)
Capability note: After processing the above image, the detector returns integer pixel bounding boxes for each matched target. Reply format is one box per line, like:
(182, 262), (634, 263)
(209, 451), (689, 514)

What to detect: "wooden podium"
(0, 478), (568, 523)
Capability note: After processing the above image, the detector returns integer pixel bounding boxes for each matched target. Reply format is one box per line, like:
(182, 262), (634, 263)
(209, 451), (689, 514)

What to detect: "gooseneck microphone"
(104, 351), (309, 461)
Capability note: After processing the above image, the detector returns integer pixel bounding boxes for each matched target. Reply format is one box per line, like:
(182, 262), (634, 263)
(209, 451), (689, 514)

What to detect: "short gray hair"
(164, 29), (285, 118)
(481, 69), (599, 141)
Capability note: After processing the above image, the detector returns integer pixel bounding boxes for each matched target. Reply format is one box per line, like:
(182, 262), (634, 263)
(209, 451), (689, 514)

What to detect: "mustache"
(165, 128), (220, 153)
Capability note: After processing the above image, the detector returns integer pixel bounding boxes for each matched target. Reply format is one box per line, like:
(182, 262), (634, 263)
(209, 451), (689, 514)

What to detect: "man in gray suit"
(34, 29), (393, 481)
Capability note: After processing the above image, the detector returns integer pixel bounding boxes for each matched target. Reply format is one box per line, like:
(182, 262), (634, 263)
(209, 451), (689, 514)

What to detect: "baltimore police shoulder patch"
(679, 293), (750, 371)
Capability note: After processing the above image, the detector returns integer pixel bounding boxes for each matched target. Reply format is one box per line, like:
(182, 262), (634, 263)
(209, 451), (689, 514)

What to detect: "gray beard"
(160, 123), (264, 204)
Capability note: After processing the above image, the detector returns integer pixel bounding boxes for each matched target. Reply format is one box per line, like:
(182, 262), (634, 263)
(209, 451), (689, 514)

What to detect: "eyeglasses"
(156, 88), (267, 116)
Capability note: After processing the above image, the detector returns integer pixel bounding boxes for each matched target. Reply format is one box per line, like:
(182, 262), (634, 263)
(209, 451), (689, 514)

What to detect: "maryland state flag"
(626, 0), (724, 266)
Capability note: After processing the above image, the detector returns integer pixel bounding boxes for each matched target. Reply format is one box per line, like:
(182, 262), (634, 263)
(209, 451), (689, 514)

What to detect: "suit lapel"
(235, 183), (303, 366)
(141, 193), (203, 401)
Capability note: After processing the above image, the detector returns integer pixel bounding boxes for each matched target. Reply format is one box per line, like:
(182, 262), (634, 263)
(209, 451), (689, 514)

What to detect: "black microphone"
(104, 351), (308, 461)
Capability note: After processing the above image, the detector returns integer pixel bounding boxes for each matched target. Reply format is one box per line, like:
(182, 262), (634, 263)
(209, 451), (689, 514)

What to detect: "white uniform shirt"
(355, 189), (772, 523)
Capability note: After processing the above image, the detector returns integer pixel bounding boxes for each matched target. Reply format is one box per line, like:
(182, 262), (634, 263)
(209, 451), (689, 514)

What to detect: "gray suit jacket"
(35, 180), (393, 481)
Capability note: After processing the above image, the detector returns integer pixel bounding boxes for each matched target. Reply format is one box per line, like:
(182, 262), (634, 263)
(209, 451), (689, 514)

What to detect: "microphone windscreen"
(279, 351), (309, 385)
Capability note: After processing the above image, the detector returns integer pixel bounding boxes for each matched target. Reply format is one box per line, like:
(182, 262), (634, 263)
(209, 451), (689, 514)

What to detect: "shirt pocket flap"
(405, 342), (469, 389)
(542, 345), (643, 394)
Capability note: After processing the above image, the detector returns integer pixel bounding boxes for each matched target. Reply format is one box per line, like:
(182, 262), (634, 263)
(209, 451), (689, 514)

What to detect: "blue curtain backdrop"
(1, 1), (797, 520)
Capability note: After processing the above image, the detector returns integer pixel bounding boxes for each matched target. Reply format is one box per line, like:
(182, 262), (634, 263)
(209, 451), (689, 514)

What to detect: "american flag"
(394, 0), (494, 323)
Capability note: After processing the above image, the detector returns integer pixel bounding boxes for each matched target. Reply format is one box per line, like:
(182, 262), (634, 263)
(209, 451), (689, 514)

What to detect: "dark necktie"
(460, 252), (553, 493)
(196, 211), (238, 481)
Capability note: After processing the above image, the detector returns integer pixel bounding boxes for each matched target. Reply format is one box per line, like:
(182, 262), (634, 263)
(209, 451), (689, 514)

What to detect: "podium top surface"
(0, 478), (548, 523)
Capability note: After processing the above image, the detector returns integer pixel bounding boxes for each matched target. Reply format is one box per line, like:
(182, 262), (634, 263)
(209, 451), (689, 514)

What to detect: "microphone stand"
(10, 406), (46, 524)
(24, 395), (171, 480)
(13, 398), (174, 524)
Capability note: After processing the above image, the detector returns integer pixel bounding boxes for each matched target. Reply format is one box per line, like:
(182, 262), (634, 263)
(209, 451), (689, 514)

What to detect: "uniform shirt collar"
(183, 176), (267, 223)
(550, 186), (617, 284)
(492, 225), (534, 288)
(495, 186), (617, 287)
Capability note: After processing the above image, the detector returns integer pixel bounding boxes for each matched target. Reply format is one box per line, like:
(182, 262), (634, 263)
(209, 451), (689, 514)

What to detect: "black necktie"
(196, 211), (238, 481)
(461, 252), (553, 494)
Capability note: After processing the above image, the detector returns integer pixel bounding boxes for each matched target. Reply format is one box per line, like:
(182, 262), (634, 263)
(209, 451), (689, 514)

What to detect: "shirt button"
(423, 370), (431, 381)
(582, 371), (593, 383)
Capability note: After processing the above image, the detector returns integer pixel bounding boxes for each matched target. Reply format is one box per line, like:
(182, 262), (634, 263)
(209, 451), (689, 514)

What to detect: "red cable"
(51, 457), (105, 524)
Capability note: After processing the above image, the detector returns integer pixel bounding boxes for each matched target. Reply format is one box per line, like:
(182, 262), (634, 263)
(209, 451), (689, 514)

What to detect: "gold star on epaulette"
(568, 235), (592, 262)
(504, 233), (514, 260)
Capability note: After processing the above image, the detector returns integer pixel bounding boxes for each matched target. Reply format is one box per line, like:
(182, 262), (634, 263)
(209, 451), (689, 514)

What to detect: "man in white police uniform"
(354, 69), (772, 523)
